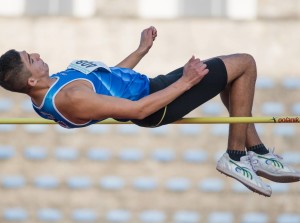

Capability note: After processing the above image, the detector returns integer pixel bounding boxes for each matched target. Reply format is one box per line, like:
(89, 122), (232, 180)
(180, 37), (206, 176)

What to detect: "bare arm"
(115, 26), (157, 69)
(68, 56), (209, 121)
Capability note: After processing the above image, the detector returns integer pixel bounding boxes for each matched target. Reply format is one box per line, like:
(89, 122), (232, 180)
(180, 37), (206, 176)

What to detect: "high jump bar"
(0, 116), (299, 124)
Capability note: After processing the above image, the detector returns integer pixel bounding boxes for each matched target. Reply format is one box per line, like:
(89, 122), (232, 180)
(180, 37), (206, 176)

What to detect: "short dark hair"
(0, 49), (32, 93)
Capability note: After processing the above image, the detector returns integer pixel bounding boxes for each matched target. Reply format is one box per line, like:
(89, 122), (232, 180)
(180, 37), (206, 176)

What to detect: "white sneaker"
(248, 149), (300, 183)
(216, 153), (272, 197)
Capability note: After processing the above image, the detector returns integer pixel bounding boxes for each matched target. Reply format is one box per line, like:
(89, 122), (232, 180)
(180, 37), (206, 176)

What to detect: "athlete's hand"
(137, 26), (157, 55)
(180, 56), (209, 90)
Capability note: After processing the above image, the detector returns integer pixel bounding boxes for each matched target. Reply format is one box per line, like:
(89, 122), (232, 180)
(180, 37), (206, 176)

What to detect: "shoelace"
(246, 153), (266, 178)
(244, 156), (268, 185)
(246, 153), (256, 168)
(242, 155), (258, 175)
(269, 148), (283, 160)
(243, 155), (252, 167)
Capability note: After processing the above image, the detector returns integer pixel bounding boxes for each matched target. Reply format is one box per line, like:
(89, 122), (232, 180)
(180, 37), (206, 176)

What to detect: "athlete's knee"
(238, 53), (257, 79)
(244, 53), (256, 66)
(241, 53), (256, 70)
(219, 53), (257, 83)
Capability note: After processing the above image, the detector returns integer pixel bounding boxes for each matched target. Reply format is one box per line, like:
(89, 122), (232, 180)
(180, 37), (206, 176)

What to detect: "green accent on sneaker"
(229, 160), (253, 180)
(257, 155), (284, 169)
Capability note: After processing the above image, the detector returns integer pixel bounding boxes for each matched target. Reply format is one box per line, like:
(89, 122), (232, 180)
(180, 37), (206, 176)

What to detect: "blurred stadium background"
(1, 0), (300, 222)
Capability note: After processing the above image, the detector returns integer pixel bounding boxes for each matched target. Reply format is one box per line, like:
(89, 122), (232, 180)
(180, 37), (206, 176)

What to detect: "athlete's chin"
(44, 63), (49, 70)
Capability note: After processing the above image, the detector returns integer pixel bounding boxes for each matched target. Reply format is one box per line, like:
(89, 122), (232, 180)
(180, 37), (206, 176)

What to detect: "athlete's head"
(0, 49), (49, 94)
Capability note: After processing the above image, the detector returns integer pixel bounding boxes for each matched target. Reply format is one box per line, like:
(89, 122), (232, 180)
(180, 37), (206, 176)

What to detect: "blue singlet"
(32, 63), (150, 128)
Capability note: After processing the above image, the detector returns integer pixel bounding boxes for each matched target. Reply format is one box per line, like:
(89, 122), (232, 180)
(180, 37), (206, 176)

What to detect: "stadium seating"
(231, 182), (251, 193)
(207, 212), (234, 223)
(211, 124), (229, 136)
(241, 212), (269, 223)
(269, 183), (290, 193)
(71, 209), (97, 222)
(201, 102), (225, 115)
(67, 176), (92, 189)
(152, 148), (176, 162)
(173, 211), (201, 223)
(99, 176), (125, 190)
(0, 145), (15, 160)
(0, 124), (16, 133)
(198, 178), (224, 192)
(3, 208), (28, 221)
(117, 125), (140, 135)
(24, 146), (48, 160)
(282, 151), (300, 164)
(282, 77), (300, 90)
(22, 124), (48, 134)
(165, 177), (191, 192)
(139, 210), (167, 223)
(261, 102), (284, 116)
(86, 124), (111, 134)
(133, 177), (158, 191)
(292, 103), (300, 115)
(256, 77), (275, 89)
(37, 208), (63, 222)
(55, 125), (78, 134)
(0, 98), (13, 112)
(182, 149), (208, 163)
(179, 124), (202, 136)
(276, 213), (300, 223)
(86, 147), (112, 161)
(34, 175), (60, 189)
(106, 209), (132, 223)
(273, 125), (296, 137)
(55, 147), (79, 160)
(149, 125), (170, 135)
(20, 99), (34, 113)
(119, 148), (144, 161)
(1, 175), (26, 189)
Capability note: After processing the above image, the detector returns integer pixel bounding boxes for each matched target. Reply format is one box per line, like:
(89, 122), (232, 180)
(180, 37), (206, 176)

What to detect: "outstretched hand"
(115, 26), (157, 69)
(180, 56), (209, 90)
(137, 26), (157, 55)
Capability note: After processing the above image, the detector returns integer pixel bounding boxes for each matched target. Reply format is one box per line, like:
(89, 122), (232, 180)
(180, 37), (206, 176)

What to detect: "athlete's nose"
(31, 53), (40, 61)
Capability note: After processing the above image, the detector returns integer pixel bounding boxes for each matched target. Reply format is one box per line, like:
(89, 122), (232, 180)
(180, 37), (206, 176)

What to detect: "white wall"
(2, 0), (299, 20)
(0, 0), (25, 16)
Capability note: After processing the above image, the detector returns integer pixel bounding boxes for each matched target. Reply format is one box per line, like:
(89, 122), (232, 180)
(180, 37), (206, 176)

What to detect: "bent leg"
(215, 54), (273, 197)
(216, 54), (299, 194)
(220, 86), (263, 148)
(218, 53), (259, 150)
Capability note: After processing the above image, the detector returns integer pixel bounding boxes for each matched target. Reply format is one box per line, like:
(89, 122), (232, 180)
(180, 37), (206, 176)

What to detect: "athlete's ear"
(27, 77), (38, 87)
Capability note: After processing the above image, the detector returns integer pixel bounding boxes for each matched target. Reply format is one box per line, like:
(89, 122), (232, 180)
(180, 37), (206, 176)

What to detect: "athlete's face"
(19, 51), (49, 79)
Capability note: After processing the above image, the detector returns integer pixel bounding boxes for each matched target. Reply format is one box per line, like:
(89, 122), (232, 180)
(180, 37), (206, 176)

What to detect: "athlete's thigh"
(160, 57), (227, 125)
(218, 53), (255, 83)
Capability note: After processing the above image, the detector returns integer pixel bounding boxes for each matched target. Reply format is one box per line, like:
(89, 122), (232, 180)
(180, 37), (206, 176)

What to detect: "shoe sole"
(256, 170), (300, 183)
(216, 166), (271, 197)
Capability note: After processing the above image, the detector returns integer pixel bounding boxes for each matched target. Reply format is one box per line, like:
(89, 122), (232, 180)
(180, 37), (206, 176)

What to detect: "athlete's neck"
(29, 77), (57, 106)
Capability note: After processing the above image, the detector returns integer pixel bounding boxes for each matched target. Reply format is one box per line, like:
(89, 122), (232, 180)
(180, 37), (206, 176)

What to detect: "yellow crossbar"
(0, 117), (299, 124)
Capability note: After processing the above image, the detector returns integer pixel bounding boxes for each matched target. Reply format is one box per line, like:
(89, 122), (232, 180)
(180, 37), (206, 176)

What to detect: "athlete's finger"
(188, 55), (195, 63)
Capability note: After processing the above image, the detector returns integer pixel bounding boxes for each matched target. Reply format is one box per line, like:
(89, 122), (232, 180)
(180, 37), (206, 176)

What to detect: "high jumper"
(1, 26), (300, 197)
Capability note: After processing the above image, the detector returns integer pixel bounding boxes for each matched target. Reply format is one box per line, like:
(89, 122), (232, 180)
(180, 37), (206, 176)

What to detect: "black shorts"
(131, 57), (228, 127)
